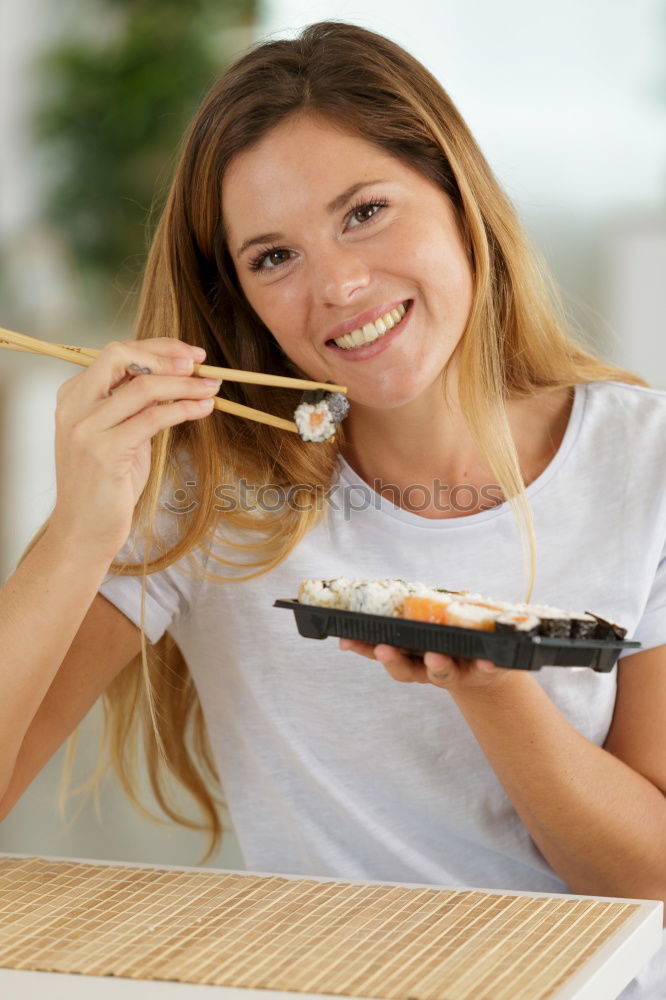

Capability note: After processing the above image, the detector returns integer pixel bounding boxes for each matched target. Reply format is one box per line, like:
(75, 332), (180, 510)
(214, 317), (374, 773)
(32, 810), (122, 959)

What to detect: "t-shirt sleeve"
(618, 532), (666, 659)
(99, 556), (193, 645)
(98, 495), (206, 645)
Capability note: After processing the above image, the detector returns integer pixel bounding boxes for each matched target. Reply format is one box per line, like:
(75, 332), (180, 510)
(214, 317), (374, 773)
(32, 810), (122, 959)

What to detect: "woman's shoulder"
(581, 379), (666, 433)
(584, 378), (666, 407)
(574, 379), (666, 483)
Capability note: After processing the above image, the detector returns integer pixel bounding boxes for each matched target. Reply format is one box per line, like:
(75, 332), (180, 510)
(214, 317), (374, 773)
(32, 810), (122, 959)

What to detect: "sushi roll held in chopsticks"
(294, 388), (350, 442)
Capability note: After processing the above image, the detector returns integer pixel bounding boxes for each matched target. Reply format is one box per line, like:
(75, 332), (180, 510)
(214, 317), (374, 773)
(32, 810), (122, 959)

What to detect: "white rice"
(445, 601), (500, 629)
(496, 610), (540, 632)
(298, 577), (442, 617)
(294, 402), (336, 442)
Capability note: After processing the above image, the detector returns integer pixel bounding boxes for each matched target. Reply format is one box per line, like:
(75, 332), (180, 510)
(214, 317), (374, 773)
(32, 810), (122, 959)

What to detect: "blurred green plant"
(33, 0), (257, 309)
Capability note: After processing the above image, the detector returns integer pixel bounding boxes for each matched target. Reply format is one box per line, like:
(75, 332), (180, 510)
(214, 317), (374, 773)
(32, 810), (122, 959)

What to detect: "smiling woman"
(3, 20), (666, 1000)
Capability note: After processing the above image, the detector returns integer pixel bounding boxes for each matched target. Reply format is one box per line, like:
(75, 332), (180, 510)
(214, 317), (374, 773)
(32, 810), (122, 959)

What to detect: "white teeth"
(333, 302), (409, 349)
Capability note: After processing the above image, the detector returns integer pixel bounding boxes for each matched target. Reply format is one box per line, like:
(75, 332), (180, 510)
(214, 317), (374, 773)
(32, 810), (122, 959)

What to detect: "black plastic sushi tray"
(273, 600), (641, 672)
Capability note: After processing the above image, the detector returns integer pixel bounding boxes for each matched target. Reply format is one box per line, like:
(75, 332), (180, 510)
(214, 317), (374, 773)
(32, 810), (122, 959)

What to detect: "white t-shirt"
(99, 380), (666, 998)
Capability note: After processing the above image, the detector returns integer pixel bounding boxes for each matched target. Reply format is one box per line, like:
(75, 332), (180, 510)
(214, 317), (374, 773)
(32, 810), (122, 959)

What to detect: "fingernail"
(174, 358), (193, 372)
(202, 377), (222, 387)
(192, 347), (206, 360)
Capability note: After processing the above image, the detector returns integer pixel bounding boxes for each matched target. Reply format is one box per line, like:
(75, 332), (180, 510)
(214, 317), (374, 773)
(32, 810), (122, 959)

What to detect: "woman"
(1, 21), (664, 998)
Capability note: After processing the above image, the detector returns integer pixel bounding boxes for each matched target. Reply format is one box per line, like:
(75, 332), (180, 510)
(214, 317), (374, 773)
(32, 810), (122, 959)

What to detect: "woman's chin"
(346, 385), (427, 412)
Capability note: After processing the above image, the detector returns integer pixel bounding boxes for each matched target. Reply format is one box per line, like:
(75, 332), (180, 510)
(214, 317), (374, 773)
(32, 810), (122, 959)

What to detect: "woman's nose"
(310, 245), (371, 305)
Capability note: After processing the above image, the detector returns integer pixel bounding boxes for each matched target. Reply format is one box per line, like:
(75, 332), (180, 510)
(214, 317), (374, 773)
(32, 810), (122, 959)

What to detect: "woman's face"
(222, 114), (474, 409)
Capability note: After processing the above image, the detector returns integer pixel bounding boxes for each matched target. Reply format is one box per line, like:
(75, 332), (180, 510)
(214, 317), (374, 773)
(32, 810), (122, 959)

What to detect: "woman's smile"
(325, 299), (414, 360)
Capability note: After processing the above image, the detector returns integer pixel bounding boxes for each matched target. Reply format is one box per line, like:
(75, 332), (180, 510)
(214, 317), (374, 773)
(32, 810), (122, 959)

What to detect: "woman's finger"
(100, 393), (218, 457)
(424, 652), (504, 688)
(338, 638), (377, 660)
(83, 373), (222, 433)
(422, 651), (458, 685)
(373, 644), (427, 683)
(339, 637), (506, 690)
(61, 338), (207, 418)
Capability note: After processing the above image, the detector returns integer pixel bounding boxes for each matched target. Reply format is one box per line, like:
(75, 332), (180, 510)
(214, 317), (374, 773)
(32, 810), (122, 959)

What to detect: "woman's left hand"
(338, 638), (513, 692)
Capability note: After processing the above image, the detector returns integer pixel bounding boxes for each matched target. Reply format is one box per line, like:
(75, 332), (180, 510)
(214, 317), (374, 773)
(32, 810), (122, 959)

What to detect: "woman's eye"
(347, 200), (388, 229)
(250, 248), (291, 272)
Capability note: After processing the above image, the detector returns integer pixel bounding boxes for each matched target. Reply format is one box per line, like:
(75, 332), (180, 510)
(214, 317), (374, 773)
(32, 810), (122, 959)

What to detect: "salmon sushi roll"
(398, 593), (454, 624)
(443, 601), (499, 631)
(294, 389), (350, 442)
(400, 594), (509, 630)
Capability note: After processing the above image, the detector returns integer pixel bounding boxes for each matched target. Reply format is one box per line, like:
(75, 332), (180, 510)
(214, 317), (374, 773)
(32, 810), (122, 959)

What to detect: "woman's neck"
(340, 379), (573, 519)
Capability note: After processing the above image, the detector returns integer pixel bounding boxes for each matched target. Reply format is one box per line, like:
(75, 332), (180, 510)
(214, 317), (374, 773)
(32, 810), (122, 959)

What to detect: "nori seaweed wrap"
(569, 613), (598, 639)
(535, 613), (572, 638)
(586, 612), (628, 641)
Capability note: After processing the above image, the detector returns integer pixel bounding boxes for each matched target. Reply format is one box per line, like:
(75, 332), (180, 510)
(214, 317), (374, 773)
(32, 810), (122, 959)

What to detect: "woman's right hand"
(48, 337), (222, 561)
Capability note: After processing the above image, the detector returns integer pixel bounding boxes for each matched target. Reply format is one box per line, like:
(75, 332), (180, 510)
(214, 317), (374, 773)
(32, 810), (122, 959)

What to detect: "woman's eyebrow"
(326, 179), (386, 213)
(235, 179), (387, 259)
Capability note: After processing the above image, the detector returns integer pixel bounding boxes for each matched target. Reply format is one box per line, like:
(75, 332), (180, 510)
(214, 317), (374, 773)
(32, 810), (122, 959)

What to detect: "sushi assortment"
(297, 578), (627, 641)
(279, 579), (637, 671)
(294, 387), (350, 442)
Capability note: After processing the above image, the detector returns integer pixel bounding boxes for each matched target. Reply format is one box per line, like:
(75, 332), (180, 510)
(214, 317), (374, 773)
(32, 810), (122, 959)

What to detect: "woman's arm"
(448, 647), (666, 908)
(339, 639), (666, 917)
(0, 527), (120, 803)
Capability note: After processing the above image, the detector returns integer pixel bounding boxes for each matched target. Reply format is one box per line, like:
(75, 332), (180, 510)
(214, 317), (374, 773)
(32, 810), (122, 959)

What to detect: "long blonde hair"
(20, 21), (646, 862)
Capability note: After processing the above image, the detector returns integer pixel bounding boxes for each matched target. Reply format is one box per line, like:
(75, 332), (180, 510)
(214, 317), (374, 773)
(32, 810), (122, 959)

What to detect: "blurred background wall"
(1, 0), (665, 870)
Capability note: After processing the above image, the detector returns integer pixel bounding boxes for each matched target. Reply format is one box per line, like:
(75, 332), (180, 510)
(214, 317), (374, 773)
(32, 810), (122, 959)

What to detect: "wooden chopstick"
(0, 328), (96, 368)
(0, 327), (300, 434)
(66, 346), (347, 393)
(5, 327), (347, 393)
(1, 330), (346, 393)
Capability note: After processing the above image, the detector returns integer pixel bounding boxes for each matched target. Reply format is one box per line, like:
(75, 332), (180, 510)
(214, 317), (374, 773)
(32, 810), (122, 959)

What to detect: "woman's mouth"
(325, 299), (413, 359)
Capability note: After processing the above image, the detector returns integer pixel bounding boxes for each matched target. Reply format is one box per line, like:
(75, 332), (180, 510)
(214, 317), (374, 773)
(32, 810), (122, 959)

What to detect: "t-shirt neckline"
(336, 382), (587, 529)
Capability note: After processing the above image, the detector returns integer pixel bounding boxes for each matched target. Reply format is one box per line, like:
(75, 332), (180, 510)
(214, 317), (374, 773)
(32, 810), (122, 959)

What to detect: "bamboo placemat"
(0, 855), (642, 999)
